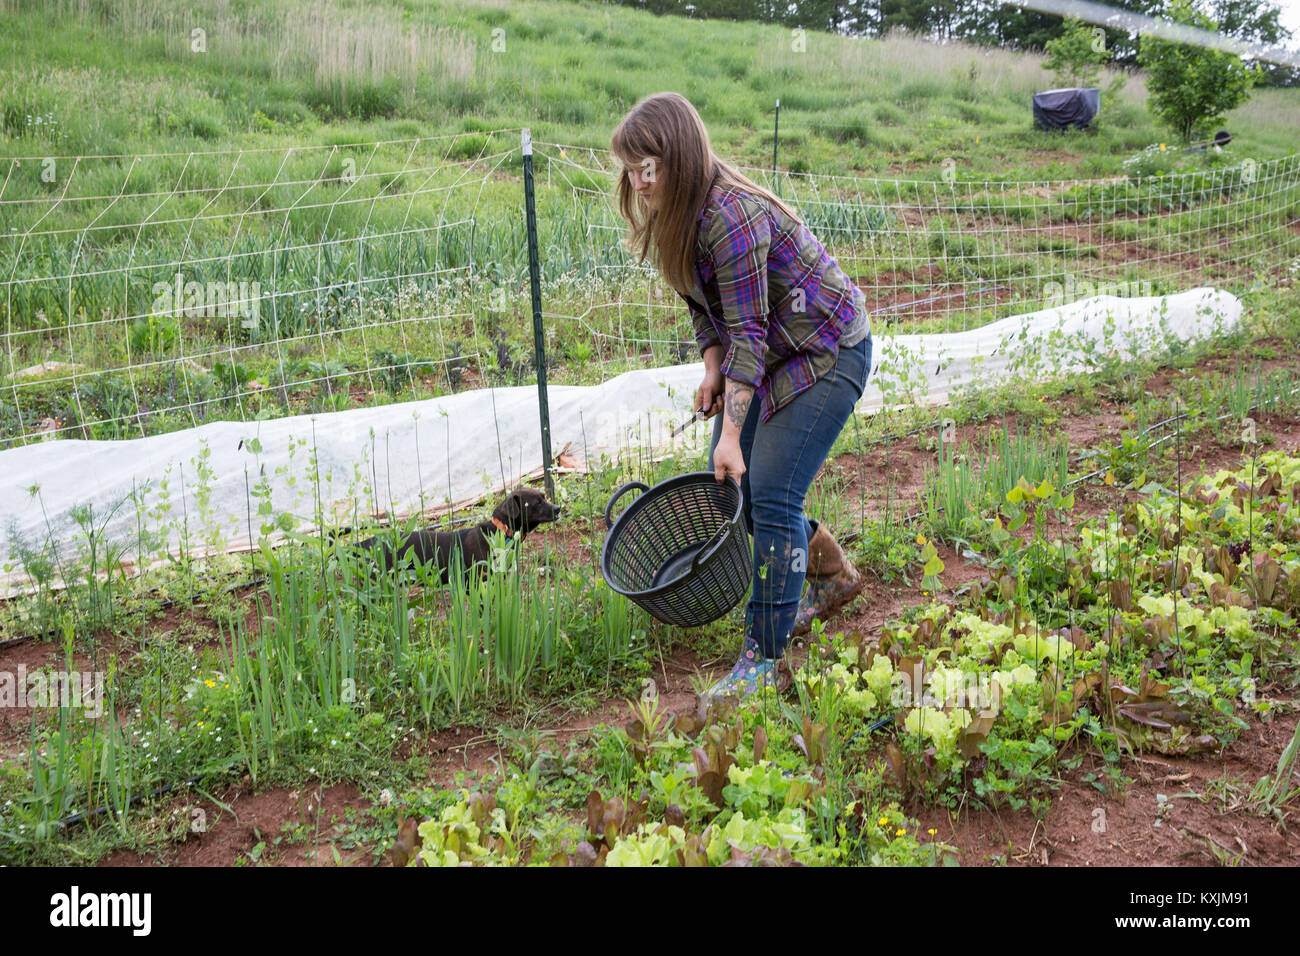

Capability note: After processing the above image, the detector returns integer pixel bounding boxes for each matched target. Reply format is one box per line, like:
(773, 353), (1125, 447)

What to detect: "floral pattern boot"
(701, 632), (791, 712)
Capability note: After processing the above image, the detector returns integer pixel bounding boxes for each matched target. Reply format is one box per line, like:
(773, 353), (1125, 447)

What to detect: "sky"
(1277, 0), (1300, 48)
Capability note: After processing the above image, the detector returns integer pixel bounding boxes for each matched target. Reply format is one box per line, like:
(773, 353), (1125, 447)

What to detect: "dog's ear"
(502, 489), (525, 527)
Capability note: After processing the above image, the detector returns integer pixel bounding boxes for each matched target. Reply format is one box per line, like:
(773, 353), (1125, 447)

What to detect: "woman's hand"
(695, 367), (724, 421)
(712, 432), (745, 484)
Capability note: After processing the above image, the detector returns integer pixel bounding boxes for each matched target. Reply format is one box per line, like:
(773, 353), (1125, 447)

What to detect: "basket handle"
(691, 523), (731, 573)
(691, 474), (742, 571)
(604, 481), (649, 530)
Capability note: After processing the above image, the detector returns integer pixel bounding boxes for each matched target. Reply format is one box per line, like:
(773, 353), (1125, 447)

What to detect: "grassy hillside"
(3, 0), (1298, 175)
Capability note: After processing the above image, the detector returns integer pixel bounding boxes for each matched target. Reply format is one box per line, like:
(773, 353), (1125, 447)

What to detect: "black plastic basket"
(600, 472), (751, 628)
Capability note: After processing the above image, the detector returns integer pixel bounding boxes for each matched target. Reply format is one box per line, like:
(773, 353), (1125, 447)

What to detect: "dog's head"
(495, 486), (562, 536)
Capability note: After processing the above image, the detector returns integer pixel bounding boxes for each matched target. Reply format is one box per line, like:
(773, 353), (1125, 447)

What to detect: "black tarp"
(1032, 88), (1100, 130)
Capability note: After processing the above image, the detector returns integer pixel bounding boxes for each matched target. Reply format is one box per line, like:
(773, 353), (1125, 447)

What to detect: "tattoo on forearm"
(724, 379), (753, 430)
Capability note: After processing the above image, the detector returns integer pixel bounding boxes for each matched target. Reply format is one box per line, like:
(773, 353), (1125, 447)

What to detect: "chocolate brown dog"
(353, 486), (562, 582)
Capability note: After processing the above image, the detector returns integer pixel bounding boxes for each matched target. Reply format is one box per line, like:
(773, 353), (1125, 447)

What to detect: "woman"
(611, 92), (873, 704)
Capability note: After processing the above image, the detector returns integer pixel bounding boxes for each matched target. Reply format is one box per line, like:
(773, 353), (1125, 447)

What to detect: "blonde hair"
(610, 91), (802, 297)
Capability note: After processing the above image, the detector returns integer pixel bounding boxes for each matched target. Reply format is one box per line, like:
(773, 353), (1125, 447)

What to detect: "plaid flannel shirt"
(679, 181), (864, 424)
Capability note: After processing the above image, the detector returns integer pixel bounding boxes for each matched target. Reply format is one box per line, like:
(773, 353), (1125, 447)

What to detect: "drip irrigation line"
(870, 285), (1009, 321)
(60, 774), (205, 830)
(843, 711), (898, 750)
(324, 510), (481, 542)
(1066, 382), (1300, 488)
(850, 391), (1172, 479)
(858, 419), (939, 447)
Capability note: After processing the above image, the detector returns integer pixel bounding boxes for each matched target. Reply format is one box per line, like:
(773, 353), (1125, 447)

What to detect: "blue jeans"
(706, 333), (872, 659)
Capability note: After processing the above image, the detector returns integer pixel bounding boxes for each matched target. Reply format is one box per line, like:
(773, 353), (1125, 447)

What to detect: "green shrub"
(449, 133), (490, 161)
(303, 78), (402, 121)
(258, 98), (311, 126)
(441, 80), (488, 117)
(181, 110), (222, 140)
(1137, 0), (1257, 142)
(812, 111), (878, 147)
(1044, 16), (1109, 89)
(897, 79), (944, 108)
(873, 103), (905, 127)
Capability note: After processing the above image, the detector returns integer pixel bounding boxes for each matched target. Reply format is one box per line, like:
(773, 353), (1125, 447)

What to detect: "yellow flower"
(1159, 143), (1166, 151)
(895, 828), (907, 837)
(915, 533), (926, 546)
(204, 679), (216, 688)
(878, 816), (889, 827)
(197, 721), (204, 728)
(928, 828), (937, 836)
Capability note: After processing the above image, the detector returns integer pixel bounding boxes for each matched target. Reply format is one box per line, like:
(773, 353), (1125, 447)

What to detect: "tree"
(1137, 0), (1258, 142)
(878, 0), (944, 39)
(1043, 16), (1110, 88)
(1209, 0), (1288, 44)
(1207, 0), (1297, 88)
(964, 2), (1061, 50)
(1088, 0), (1164, 68)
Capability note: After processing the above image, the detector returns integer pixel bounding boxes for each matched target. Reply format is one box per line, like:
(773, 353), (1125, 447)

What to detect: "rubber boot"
(791, 520), (863, 637)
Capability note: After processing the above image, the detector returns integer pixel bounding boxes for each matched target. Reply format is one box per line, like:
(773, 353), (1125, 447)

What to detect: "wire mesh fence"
(2, 128), (1297, 452)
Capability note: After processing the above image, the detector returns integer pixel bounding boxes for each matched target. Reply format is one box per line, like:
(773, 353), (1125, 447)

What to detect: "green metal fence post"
(522, 129), (556, 501)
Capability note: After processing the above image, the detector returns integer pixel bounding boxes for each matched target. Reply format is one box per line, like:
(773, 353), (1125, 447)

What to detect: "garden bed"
(2, 327), (1290, 866)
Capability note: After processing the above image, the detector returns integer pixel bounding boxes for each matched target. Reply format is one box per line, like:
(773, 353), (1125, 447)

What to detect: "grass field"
(1, 0), (1299, 868)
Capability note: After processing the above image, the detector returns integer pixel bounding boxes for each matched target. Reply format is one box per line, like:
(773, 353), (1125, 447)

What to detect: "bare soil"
(6, 341), (1298, 867)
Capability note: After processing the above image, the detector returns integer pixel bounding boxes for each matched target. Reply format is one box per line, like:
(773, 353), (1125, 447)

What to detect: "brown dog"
(352, 486), (562, 582)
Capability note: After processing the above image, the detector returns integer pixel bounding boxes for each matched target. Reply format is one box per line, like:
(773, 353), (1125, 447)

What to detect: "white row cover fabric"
(0, 287), (1239, 596)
